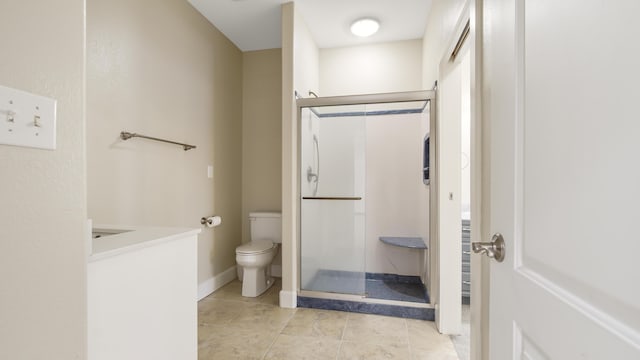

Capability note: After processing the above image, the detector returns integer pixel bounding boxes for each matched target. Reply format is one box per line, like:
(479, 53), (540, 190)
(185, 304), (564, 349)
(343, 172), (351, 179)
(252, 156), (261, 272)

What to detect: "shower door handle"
(302, 197), (362, 201)
(307, 135), (320, 182)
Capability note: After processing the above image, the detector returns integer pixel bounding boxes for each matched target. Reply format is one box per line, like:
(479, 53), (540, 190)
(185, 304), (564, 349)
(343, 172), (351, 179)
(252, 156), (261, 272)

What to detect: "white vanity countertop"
(89, 224), (201, 262)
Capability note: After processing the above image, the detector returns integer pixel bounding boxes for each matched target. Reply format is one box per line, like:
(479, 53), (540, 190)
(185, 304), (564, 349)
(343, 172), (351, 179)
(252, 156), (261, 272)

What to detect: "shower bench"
(379, 236), (427, 249)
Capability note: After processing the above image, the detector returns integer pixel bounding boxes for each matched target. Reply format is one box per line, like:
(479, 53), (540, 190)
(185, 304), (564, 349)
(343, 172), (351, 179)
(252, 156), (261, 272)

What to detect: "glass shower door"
(300, 104), (366, 296)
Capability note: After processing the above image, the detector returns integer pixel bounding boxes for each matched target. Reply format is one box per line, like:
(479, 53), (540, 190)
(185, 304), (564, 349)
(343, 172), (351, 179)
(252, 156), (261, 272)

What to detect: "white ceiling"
(188, 0), (433, 51)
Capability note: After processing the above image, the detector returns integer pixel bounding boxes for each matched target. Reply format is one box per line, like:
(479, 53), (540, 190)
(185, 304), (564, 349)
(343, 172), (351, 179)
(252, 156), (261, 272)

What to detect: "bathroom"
(89, 0), (468, 318)
(87, 0), (440, 307)
(0, 0), (467, 358)
(6, 0), (640, 358)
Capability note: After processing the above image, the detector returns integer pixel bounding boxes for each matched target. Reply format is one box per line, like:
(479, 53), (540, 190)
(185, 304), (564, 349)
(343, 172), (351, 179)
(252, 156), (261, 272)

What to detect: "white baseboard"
(279, 290), (297, 308)
(198, 265), (237, 301)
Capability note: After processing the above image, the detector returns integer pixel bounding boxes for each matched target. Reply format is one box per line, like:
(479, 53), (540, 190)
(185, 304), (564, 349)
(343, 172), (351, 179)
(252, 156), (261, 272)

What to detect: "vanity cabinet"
(88, 226), (200, 360)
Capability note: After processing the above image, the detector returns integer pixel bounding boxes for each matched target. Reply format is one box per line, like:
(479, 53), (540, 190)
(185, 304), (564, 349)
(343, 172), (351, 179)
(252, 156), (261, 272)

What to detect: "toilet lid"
(236, 240), (274, 254)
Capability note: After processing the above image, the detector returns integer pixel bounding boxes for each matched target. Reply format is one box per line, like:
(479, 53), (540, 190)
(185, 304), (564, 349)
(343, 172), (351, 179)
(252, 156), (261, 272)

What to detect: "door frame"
(470, 1), (490, 359)
(435, 0), (489, 356)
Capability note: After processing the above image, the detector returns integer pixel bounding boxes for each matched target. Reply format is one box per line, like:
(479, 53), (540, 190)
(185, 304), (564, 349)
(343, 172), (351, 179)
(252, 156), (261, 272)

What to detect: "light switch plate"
(0, 85), (56, 150)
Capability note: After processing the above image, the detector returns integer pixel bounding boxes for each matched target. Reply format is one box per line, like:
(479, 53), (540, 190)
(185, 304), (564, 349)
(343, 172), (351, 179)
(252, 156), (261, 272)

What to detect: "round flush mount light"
(350, 18), (380, 37)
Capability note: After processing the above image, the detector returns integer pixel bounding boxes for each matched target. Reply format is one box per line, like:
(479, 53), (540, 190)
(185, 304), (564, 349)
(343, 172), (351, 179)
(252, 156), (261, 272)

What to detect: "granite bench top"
(379, 236), (427, 249)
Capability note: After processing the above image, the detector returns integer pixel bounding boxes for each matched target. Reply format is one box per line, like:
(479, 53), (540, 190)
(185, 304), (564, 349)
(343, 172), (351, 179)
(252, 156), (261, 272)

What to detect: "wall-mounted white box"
(0, 85), (56, 150)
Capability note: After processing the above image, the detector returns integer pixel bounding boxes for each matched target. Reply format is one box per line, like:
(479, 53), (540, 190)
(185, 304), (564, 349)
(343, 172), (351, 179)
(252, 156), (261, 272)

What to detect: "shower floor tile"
(305, 270), (366, 295)
(306, 270), (429, 304)
(366, 277), (429, 303)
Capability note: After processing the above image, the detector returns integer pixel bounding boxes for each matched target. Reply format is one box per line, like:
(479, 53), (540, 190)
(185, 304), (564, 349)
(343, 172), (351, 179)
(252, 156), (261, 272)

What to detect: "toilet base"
(241, 266), (274, 297)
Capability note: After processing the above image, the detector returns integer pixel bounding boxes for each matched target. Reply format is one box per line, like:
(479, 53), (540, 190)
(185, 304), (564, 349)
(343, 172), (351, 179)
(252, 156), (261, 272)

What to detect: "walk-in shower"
(296, 91), (436, 320)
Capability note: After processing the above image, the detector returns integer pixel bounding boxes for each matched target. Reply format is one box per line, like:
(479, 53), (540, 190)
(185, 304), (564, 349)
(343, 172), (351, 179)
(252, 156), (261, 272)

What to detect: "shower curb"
(297, 296), (435, 321)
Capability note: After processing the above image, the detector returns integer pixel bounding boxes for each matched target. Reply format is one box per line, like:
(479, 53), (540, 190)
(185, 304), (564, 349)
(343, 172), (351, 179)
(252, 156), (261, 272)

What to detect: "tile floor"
(449, 304), (470, 360)
(198, 279), (460, 360)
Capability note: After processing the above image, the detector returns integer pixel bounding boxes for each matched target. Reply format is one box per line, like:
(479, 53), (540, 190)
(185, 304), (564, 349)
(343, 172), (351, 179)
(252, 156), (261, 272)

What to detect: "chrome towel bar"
(120, 131), (196, 151)
(302, 196), (362, 201)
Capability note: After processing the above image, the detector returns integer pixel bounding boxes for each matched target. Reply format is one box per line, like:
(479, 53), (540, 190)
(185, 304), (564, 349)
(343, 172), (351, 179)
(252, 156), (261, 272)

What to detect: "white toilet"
(235, 212), (281, 297)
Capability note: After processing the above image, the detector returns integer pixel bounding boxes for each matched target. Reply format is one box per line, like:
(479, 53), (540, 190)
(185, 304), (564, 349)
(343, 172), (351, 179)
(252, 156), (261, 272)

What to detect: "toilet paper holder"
(200, 215), (222, 227)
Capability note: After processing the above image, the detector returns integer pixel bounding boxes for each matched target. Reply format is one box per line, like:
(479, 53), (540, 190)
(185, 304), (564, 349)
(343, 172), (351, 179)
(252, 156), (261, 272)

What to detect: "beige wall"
(0, 0), (87, 358)
(87, 0), (243, 285)
(422, 0), (467, 88)
(281, 2), (321, 306)
(320, 39), (424, 96)
(241, 49), (282, 246)
(366, 114), (429, 276)
(293, 11), (320, 97)
(281, 3), (296, 305)
(422, 0), (468, 333)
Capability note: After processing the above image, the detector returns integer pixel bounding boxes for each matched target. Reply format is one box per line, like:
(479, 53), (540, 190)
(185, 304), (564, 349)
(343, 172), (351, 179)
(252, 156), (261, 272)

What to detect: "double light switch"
(0, 84), (56, 150)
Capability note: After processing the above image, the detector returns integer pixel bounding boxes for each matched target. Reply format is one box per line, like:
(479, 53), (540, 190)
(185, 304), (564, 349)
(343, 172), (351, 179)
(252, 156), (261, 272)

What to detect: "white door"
(482, 0), (640, 358)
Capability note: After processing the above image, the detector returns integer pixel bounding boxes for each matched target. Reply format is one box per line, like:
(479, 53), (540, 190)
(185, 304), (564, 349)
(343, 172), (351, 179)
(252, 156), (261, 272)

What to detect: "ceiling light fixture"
(350, 18), (380, 37)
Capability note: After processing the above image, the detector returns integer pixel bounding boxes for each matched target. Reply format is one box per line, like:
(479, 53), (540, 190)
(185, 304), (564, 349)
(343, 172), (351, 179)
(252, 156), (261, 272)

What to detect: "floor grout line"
(335, 313), (350, 360)
(260, 331), (282, 360)
(404, 318), (414, 359)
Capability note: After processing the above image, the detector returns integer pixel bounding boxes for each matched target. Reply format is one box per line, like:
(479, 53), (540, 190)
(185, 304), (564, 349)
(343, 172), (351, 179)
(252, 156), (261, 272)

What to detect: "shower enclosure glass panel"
(300, 105), (366, 296)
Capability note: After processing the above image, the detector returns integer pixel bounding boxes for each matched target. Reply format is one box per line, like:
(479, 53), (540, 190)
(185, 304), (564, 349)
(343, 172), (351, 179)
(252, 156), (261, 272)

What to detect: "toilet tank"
(249, 212), (281, 243)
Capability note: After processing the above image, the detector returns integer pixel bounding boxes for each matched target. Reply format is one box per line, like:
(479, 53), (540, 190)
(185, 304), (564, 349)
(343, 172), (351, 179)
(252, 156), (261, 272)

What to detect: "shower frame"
(296, 90), (437, 308)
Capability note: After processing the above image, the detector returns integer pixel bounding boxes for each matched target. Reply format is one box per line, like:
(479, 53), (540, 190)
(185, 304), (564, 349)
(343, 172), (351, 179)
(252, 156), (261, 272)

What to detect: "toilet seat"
(236, 240), (275, 255)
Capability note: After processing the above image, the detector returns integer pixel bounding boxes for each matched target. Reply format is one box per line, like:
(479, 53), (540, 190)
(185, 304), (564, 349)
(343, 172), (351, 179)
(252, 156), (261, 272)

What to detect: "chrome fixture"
(307, 134), (320, 196)
(472, 233), (505, 262)
(120, 131), (196, 151)
(302, 196), (362, 201)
